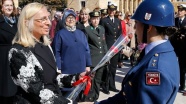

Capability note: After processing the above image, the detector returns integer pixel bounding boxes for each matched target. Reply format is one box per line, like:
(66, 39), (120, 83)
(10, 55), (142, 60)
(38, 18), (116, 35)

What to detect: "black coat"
(9, 43), (79, 103)
(0, 15), (17, 96)
(85, 25), (108, 67)
(171, 17), (186, 67)
(100, 16), (122, 49)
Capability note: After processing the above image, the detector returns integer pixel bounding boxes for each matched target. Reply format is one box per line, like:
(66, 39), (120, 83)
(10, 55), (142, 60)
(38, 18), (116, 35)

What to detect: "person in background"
(52, 9), (91, 80)
(0, 0), (18, 103)
(9, 2), (83, 103)
(83, 11), (108, 101)
(170, 4), (186, 93)
(124, 11), (136, 66)
(76, 11), (80, 23)
(83, 0), (180, 103)
(100, 9), (107, 19)
(76, 7), (90, 33)
(115, 11), (127, 68)
(49, 11), (62, 41)
(93, 7), (101, 12)
(100, 3), (122, 94)
(16, 6), (21, 17)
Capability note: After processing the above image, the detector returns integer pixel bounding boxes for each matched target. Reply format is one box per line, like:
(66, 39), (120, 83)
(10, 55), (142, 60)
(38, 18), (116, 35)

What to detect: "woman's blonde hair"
(80, 7), (90, 14)
(12, 2), (51, 47)
(124, 11), (132, 19)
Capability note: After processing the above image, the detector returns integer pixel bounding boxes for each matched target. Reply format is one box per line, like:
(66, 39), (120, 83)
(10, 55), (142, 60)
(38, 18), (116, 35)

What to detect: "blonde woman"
(124, 11), (136, 49)
(76, 7), (90, 33)
(9, 2), (81, 103)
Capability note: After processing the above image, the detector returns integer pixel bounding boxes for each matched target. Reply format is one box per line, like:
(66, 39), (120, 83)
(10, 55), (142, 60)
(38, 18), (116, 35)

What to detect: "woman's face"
(127, 13), (132, 20)
(80, 11), (89, 22)
(65, 14), (76, 27)
(108, 9), (116, 17)
(32, 7), (51, 39)
(90, 17), (100, 27)
(178, 9), (186, 18)
(134, 20), (144, 44)
(1, 0), (14, 17)
(118, 13), (122, 20)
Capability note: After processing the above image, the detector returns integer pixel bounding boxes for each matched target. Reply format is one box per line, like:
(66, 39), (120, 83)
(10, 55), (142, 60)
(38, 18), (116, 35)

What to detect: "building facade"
(67, 0), (186, 14)
(8, 0), (186, 13)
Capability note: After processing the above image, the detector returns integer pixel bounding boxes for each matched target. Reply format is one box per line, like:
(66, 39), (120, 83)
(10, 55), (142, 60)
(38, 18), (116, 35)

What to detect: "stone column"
(119, 0), (124, 13)
(124, 0), (129, 13)
(129, 0), (134, 14)
(133, 0), (138, 13)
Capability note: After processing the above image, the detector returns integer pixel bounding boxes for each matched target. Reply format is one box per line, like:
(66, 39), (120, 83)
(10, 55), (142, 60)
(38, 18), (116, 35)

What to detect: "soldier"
(99, 3), (122, 94)
(100, 9), (107, 19)
(83, 11), (108, 102)
(82, 0), (180, 103)
(171, 4), (186, 92)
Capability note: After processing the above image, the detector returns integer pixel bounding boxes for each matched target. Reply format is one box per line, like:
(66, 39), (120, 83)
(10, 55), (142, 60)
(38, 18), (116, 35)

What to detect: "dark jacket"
(85, 25), (107, 67)
(0, 14), (17, 96)
(100, 16), (122, 49)
(9, 43), (79, 104)
(171, 17), (186, 68)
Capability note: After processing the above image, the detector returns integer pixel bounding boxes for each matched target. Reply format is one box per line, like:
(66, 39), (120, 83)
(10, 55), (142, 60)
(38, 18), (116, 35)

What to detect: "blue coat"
(52, 28), (92, 74)
(99, 41), (180, 104)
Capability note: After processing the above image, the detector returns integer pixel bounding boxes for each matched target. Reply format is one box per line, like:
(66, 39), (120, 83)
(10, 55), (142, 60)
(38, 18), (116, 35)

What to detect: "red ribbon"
(110, 46), (119, 54)
(72, 76), (91, 95)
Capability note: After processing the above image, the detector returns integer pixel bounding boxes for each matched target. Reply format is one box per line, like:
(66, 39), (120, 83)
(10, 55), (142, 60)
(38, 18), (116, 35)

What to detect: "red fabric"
(49, 19), (57, 40)
(72, 76), (91, 95)
(121, 20), (127, 37)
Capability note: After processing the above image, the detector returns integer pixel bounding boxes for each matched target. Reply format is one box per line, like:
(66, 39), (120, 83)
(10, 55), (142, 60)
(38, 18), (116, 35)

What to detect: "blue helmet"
(131, 0), (175, 27)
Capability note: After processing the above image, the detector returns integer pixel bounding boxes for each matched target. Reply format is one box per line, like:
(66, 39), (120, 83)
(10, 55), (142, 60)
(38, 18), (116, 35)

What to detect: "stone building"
(7, 0), (186, 13)
(67, 0), (186, 14)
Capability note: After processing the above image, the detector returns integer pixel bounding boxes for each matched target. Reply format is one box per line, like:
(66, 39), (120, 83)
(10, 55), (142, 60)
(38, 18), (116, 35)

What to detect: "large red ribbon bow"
(72, 76), (91, 95)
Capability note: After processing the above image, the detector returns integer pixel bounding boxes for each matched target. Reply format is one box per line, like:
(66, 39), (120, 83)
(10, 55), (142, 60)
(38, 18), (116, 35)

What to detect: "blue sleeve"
(98, 91), (126, 104)
(83, 33), (92, 66)
(52, 31), (62, 69)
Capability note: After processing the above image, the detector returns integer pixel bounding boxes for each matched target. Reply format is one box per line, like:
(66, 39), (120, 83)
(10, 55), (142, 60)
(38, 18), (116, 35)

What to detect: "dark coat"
(52, 28), (92, 74)
(171, 17), (186, 68)
(0, 15), (17, 96)
(85, 25), (107, 67)
(76, 22), (86, 33)
(99, 41), (180, 104)
(9, 43), (78, 103)
(99, 16), (122, 49)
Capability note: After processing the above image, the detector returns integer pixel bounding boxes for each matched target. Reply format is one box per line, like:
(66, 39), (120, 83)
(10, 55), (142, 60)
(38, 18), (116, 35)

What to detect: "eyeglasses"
(34, 16), (51, 24)
(3, 4), (13, 8)
(66, 16), (75, 20)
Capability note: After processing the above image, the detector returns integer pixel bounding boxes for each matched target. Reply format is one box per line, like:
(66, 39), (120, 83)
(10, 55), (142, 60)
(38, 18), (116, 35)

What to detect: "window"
(81, 1), (85, 7)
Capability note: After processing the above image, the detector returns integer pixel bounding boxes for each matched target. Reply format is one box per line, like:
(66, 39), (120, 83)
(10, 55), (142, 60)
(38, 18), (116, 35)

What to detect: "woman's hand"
(85, 67), (91, 74)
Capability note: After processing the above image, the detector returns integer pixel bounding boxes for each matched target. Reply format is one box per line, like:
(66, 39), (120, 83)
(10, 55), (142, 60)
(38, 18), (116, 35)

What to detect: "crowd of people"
(0, 0), (186, 103)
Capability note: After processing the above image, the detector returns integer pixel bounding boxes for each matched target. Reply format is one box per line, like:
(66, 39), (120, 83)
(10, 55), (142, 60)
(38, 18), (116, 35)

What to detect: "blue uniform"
(52, 28), (92, 74)
(99, 41), (180, 104)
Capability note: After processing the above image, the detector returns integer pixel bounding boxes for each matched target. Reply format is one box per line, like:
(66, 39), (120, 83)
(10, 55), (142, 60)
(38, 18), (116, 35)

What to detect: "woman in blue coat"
(83, 0), (180, 104)
(52, 10), (92, 76)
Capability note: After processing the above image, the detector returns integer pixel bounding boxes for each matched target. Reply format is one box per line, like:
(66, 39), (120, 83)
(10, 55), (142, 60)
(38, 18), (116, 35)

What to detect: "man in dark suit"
(171, 4), (186, 92)
(83, 11), (108, 101)
(100, 3), (122, 93)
